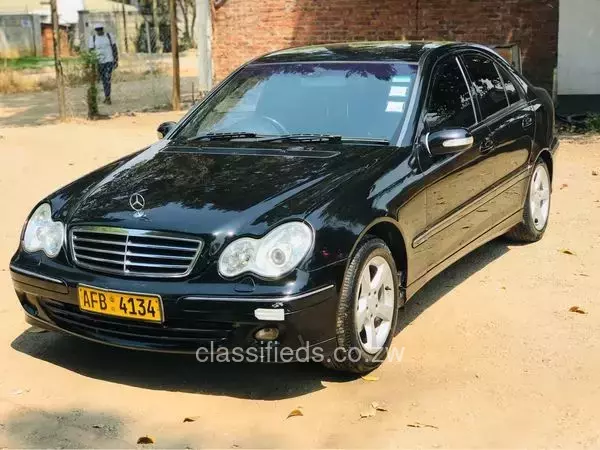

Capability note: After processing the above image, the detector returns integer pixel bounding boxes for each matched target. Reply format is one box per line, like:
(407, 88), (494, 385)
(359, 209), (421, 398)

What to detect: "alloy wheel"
(354, 255), (395, 354)
(529, 164), (551, 231)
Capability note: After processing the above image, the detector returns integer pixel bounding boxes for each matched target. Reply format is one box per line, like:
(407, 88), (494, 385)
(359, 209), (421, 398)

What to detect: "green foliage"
(1, 56), (81, 71)
(586, 114), (600, 132)
(80, 51), (99, 119)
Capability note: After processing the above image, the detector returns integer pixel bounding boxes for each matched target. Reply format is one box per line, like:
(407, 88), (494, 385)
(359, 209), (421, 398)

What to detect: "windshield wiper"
(185, 132), (258, 142)
(339, 137), (390, 145)
(181, 132), (389, 146)
(258, 134), (343, 144)
(258, 134), (390, 145)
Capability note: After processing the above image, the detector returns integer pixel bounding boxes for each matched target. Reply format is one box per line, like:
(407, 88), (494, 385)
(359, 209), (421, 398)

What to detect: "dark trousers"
(98, 62), (114, 99)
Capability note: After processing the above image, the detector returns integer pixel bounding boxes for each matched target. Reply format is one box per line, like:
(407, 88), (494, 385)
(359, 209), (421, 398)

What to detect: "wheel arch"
(348, 218), (409, 289)
(537, 149), (553, 182)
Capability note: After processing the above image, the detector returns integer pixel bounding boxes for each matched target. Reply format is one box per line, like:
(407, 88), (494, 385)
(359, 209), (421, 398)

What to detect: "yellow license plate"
(78, 285), (163, 323)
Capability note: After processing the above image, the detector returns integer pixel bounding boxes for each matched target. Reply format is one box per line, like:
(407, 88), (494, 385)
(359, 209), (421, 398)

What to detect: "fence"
(0, 1), (201, 125)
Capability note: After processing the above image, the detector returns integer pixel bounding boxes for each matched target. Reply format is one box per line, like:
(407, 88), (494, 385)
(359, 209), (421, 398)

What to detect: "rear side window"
(425, 57), (476, 131)
(496, 64), (521, 104)
(462, 53), (508, 118)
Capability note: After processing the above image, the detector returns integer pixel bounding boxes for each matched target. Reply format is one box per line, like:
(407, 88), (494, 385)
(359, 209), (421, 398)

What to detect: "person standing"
(88, 23), (119, 105)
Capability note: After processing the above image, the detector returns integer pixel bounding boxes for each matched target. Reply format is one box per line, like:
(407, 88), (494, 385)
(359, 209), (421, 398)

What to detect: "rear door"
(460, 52), (535, 224)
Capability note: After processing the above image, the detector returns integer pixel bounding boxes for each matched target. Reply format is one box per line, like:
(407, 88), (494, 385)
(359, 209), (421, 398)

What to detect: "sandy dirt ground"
(0, 114), (599, 448)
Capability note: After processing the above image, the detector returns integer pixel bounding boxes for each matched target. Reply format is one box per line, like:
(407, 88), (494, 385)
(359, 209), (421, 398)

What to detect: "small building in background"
(0, 0), (141, 58)
(0, 13), (43, 57)
(557, 0), (600, 113)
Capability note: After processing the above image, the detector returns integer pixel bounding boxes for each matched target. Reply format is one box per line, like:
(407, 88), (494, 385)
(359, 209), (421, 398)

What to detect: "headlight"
(218, 222), (313, 279)
(22, 203), (65, 258)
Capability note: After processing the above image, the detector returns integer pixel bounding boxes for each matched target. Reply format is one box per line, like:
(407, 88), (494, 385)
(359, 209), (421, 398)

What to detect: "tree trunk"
(152, 0), (161, 52)
(50, 0), (66, 121)
(170, 0), (181, 110)
(190, 0), (197, 42)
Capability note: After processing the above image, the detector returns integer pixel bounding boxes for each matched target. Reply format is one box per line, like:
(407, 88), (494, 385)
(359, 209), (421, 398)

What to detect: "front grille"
(42, 299), (232, 350)
(71, 227), (202, 278)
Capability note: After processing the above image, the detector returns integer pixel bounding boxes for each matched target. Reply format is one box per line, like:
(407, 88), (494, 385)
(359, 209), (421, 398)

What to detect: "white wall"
(558, 0), (600, 95)
(59, 0), (85, 24)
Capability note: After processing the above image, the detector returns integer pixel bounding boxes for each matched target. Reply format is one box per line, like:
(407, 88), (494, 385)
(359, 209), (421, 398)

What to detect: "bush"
(586, 114), (600, 132)
(79, 51), (99, 118)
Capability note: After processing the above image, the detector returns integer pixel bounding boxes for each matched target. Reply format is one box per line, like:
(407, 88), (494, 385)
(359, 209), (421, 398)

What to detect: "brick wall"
(212, 0), (558, 90)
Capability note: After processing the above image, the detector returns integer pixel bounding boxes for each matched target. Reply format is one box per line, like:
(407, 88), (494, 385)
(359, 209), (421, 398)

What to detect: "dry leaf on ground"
(183, 416), (200, 423)
(137, 436), (155, 444)
(569, 306), (587, 314)
(559, 249), (575, 255)
(371, 401), (388, 412)
(359, 408), (376, 419)
(361, 375), (379, 382)
(10, 389), (29, 396)
(286, 408), (303, 419)
(407, 422), (439, 429)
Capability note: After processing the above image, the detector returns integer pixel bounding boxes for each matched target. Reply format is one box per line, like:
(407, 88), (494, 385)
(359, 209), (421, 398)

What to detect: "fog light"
(254, 327), (279, 341)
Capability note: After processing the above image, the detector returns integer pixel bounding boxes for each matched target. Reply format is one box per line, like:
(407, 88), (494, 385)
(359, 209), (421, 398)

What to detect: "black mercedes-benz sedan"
(10, 42), (558, 373)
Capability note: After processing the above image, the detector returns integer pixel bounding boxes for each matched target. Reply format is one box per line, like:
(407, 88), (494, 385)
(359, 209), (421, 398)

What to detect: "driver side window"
(425, 57), (476, 132)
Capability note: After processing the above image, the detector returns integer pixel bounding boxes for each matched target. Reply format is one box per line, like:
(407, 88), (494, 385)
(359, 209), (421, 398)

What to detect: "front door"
(415, 55), (496, 271)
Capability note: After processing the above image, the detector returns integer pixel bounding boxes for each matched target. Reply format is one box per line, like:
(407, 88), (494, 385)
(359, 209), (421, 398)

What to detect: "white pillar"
(196, 0), (212, 91)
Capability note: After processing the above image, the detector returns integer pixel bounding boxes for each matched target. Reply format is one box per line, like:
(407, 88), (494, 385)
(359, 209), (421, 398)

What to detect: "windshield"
(176, 62), (418, 142)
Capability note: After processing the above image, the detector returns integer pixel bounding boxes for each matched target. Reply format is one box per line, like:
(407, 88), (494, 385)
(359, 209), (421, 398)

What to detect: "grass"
(1, 56), (82, 71)
(2, 56), (55, 70)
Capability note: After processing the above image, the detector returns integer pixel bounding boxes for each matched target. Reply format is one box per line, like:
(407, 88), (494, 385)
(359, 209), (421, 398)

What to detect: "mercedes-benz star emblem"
(129, 193), (145, 214)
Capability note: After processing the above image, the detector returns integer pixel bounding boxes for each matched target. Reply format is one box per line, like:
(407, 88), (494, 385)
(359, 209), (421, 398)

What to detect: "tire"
(322, 237), (399, 374)
(505, 159), (552, 243)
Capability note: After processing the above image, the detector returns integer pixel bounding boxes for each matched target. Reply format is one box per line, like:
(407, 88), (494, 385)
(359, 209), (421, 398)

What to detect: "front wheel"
(322, 237), (399, 374)
(505, 159), (551, 242)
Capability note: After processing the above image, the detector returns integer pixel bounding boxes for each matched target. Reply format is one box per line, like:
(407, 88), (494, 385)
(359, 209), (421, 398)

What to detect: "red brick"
(212, 0), (558, 90)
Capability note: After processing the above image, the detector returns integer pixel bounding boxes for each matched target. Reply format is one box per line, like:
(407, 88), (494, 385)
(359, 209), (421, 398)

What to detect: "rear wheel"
(506, 159), (551, 242)
(322, 237), (399, 374)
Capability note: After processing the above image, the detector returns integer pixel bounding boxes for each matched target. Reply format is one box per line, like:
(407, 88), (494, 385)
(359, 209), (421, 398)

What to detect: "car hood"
(65, 140), (394, 236)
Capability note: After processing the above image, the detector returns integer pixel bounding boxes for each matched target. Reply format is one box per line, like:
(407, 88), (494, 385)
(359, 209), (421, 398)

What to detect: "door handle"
(522, 116), (534, 129)
(480, 136), (494, 153)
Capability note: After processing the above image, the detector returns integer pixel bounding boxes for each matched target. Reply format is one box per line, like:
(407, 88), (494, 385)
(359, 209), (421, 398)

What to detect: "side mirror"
(157, 121), (176, 139)
(425, 128), (474, 156)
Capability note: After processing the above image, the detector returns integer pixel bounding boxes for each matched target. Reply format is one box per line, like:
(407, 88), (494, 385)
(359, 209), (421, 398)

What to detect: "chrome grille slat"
(129, 234), (199, 243)
(73, 236), (127, 246)
(71, 226), (203, 278)
(125, 261), (189, 269)
(76, 254), (124, 265)
(126, 242), (198, 252)
(74, 244), (126, 256)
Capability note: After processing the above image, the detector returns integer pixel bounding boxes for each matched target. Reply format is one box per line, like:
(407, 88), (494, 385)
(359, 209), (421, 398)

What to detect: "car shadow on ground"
(396, 238), (510, 332)
(11, 239), (511, 400)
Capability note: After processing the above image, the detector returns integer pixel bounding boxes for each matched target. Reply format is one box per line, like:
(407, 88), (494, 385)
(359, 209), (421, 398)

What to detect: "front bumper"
(10, 261), (342, 357)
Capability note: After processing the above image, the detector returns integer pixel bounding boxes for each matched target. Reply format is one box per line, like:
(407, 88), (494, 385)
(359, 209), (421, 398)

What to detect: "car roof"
(253, 41), (458, 64)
